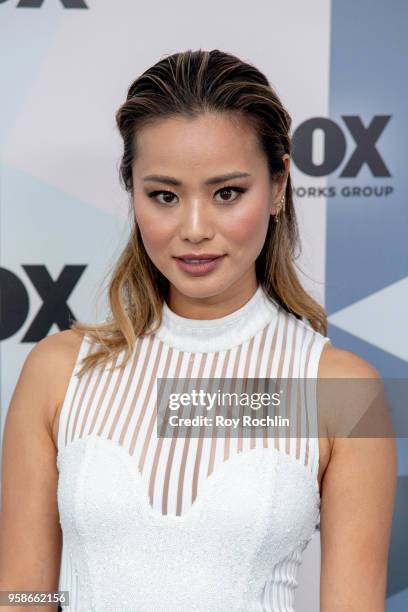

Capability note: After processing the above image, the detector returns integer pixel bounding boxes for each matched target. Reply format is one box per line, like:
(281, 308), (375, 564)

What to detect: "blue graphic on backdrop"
(328, 1), (408, 609)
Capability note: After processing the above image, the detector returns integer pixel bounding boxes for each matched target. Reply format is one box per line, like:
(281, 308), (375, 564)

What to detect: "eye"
(146, 185), (247, 207)
(214, 186), (246, 203)
(147, 190), (178, 206)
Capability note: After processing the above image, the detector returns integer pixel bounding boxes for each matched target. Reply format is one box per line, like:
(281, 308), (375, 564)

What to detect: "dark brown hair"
(71, 48), (327, 377)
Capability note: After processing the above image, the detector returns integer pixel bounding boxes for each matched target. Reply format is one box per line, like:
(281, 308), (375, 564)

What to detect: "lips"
(175, 254), (223, 262)
(179, 257), (219, 263)
(174, 254), (226, 276)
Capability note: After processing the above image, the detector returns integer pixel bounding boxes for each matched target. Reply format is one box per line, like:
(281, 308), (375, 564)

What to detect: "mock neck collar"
(153, 284), (279, 353)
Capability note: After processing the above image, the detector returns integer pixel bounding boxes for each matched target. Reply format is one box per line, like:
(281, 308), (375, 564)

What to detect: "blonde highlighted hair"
(71, 48), (328, 377)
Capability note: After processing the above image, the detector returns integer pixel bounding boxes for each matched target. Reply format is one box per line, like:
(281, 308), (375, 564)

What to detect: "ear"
(270, 154), (290, 216)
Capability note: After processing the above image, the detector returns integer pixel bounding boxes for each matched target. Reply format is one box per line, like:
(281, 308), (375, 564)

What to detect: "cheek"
(134, 201), (173, 250)
(222, 203), (269, 244)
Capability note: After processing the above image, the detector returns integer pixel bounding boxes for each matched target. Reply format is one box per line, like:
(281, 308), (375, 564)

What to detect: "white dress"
(56, 285), (330, 611)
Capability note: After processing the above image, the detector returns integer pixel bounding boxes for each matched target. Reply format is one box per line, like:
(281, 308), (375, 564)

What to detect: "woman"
(0, 49), (397, 611)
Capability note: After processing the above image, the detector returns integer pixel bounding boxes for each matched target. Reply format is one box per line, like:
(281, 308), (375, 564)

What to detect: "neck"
(153, 284), (280, 353)
(167, 275), (259, 320)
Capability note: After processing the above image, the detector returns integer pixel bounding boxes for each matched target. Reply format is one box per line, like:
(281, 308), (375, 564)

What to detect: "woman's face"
(131, 111), (289, 315)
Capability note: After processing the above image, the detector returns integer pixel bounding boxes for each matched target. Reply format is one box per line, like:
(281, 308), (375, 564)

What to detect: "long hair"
(71, 48), (328, 377)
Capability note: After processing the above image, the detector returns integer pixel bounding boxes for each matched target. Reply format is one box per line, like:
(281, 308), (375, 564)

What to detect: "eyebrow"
(142, 172), (251, 186)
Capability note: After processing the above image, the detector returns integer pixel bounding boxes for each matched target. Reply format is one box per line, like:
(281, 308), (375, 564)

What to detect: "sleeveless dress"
(56, 285), (331, 611)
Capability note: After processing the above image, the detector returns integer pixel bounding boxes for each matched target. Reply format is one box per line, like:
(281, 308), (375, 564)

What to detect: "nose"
(178, 199), (215, 242)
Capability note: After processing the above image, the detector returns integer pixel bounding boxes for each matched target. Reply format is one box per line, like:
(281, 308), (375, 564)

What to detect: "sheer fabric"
(56, 285), (330, 611)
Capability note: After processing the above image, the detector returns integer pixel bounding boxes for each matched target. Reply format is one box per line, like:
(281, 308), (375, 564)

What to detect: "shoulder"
(316, 342), (394, 460)
(22, 330), (85, 427)
(285, 315), (379, 379)
(285, 312), (380, 379)
(317, 342), (380, 379)
(27, 329), (84, 378)
(316, 342), (384, 449)
(4, 330), (85, 455)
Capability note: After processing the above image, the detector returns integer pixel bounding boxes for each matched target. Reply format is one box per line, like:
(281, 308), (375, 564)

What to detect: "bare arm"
(319, 347), (397, 611)
(0, 332), (77, 611)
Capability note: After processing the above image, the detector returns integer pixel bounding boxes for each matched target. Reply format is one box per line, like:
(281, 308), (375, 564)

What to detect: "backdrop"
(0, 0), (407, 610)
